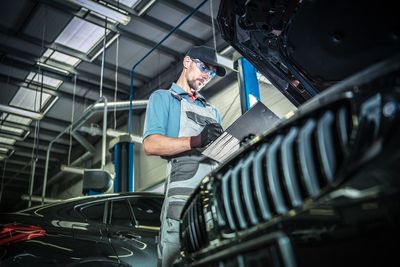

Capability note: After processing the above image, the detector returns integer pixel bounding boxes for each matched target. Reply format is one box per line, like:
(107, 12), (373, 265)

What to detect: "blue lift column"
(237, 57), (260, 113)
(109, 135), (135, 192)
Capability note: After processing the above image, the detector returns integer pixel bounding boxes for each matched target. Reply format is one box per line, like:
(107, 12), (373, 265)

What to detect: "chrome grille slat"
(222, 169), (236, 230)
(231, 160), (247, 229)
(298, 119), (320, 196)
(280, 127), (302, 207)
(267, 136), (287, 214)
(241, 152), (259, 225)
(253, 144), (272, 221)
(317, 111), (336, 182)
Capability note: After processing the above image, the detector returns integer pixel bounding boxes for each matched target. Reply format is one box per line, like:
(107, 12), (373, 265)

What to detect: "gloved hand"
(190, 123), (223, 148)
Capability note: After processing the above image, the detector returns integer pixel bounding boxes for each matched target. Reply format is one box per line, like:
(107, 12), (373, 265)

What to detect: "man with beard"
(143, 46), (226, 266)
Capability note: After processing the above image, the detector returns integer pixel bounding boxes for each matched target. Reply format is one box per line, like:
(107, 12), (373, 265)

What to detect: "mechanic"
(143, 46), (226, 267)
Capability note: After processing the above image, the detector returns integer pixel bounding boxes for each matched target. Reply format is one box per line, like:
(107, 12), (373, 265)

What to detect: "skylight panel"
(55, 17), (110, 53)
(42, 48), (81, 67)
(26, 72), (63, 89)
(10, 87), (51, 112)
(113, 0), (140, 7)
(0, 125), (24, 135)
(2, 114), (32, 126)
(0, 137), (16, 145)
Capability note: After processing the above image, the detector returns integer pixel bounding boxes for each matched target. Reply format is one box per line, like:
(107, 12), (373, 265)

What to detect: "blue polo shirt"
(143, 83), (221, 139)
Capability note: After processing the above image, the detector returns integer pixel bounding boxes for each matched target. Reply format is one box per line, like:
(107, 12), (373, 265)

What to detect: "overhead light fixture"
(37, 62), (70, 76)
(68, 0), (131, 25)
(90, 33), (120, 62)
(137, 0), (156, 16)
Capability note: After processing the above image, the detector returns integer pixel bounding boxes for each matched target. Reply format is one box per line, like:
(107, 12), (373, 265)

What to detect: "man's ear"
(183, 56), (191, 69)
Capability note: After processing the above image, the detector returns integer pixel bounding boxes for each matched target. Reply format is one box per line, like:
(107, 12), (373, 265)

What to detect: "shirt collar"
(170, 83), (207, 104)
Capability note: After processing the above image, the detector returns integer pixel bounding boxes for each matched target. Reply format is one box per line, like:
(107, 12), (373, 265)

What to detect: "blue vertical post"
(237, 57), (260, 113)
(128, 143), (134, 192)
(113, 143), (120, 192)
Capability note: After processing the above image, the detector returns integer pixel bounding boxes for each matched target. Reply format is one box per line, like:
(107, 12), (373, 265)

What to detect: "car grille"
(218, 105), (351, 232)
(180, 98), (355, 253)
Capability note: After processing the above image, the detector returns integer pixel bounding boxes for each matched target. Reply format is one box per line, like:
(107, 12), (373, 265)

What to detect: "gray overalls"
(158, 90), (219, 267)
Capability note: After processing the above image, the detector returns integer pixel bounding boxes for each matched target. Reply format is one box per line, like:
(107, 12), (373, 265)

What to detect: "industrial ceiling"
(0, 0), (236, 211)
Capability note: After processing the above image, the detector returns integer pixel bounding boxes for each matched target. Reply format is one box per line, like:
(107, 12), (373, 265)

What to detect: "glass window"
(26, 72), (63, 89)
(128, 197), (162, 227)
(111, 200), (133, 227)
(0, 125), (24, 135)
(0, 136), (16, 145)
(81, 202), (105, 223)
(0, 114), (32, 126)
(42, 49), (81, 67)
(10, 87), (52, 112)
(55, 17), (109, 54)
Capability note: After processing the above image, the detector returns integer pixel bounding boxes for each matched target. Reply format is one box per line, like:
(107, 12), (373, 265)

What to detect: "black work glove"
(190, 123), (223, 148)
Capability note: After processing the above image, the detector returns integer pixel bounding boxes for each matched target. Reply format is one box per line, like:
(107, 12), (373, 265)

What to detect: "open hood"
(218, 0), (399, 105)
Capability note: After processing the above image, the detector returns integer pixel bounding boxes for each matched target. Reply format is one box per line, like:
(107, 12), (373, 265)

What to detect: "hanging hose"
(68, 74), (77, 165)
(114, 36), (119, 129)
(99, 18), (108, 98)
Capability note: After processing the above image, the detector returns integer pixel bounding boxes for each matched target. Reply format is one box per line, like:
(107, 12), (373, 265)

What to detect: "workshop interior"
(0, 0), (399, 266)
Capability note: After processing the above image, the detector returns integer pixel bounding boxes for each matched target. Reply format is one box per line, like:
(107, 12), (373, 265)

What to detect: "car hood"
(217, 0), (399, 105)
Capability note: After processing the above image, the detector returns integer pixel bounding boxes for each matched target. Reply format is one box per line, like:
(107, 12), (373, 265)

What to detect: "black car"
(174, 0), (400, 267)
(0, 192), (163, 267)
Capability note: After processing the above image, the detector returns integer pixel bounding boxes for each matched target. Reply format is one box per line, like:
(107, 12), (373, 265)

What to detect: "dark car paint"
(0, 192), (163, 267)
(174, 0), (400, 266)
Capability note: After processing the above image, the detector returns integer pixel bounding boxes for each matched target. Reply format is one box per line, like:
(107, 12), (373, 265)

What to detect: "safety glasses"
(191, 58), (216, 79)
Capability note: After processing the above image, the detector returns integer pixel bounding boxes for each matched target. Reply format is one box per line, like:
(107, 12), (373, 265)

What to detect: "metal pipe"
(42, 151), (92, 190)
(93, 100), (148, 111)
(106, 129), (143, 144)
(0, 104), (43, 120)
(101, 97), (107, 168)
(60, 165), (85, 174)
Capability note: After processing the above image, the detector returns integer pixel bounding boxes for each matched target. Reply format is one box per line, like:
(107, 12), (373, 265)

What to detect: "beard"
(188, 77), (209, 93)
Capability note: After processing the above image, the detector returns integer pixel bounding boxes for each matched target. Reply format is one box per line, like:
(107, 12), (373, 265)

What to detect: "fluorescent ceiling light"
(10, 87), (52, 112)
(37, 62), (70, 76)
(1, 114), (32, 125)
(26, 72), (63, 89)
(55, 17), (110, 53)
(0, 125), (24, 135)
(90, 33), (120, 61)
(0, 155), (5, 160)
(0, 148), (9, 153)
(68, 0), (131, 25)
(43, 49), (81, 67)
(0, 137), (16, 145)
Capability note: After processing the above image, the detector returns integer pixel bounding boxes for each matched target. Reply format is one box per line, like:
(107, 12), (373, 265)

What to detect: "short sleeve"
(143, 90), (170, 139)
